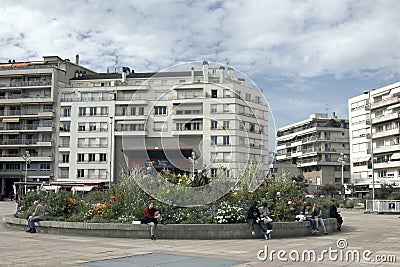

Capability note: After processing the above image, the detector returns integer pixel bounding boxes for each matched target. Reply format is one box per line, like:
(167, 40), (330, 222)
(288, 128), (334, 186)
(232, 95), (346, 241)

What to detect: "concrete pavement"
(1, 200), (399, 267)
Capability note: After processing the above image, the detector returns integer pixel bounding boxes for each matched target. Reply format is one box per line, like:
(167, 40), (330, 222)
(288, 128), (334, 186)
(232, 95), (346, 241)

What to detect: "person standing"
(26, 200), (45, 233)
(143, 202), (162, 240)
(313, 203), (328, 235)
(329, 200), (343, 231)
(259, 202), (273, 239)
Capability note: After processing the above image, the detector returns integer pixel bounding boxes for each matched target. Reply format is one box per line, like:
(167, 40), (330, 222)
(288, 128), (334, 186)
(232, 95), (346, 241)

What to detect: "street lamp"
(109, 116), (114, 189)
(188, 151), (196, 177)
(22, 150), (31, 195)
(364, 91), (375, 207)
(337, 152), (346, 200)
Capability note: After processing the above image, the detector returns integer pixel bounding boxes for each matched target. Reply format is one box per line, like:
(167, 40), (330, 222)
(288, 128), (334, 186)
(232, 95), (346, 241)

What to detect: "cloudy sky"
(1, 0), (400, 131)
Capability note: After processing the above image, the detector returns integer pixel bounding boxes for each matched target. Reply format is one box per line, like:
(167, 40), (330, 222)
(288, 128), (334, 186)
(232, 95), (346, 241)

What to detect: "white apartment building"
(56, 61), (269, 186)
(276, 113), (350, 193)
(348, 82), (400, 197)
(0, 56), (95, 197)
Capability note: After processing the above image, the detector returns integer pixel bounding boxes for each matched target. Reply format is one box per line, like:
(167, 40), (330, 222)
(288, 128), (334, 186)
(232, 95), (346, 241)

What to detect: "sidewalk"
(1, 200), (399, 266)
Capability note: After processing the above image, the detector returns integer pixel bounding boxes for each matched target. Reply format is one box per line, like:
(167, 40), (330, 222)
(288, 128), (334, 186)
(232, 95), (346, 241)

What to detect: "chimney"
(191, 67), (195, 83)
(202, 61), (209, 83)
(227, 67), (234, 79)
(75, 54), (79, 65)
(122, 67), (127, 83)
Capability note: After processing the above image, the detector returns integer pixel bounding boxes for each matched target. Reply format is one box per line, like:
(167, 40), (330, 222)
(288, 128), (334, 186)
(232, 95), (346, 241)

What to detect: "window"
(78, 107), (86, 116)
(223, 152), (231, 162)
(176, 123), (184, 130)
(210, 152), (217, 162)
(62, 123), (70, 132)
(211, 120), (218, 129)
(223, 121), (230, 129)
(154, 122), (167, 131)
(193, 122), (200, 130)
(78, 123), (85, 132)
(246, 93), (251, 101)
(77, 169), (85, 178)
(211, 90), (218, 98)
(211, 136), (218, 145)
(62, 107), (70, 117)
(88, 154), (96, 162)
(89, 123), (97, 131)
(223, 104), (230, 113)
(99, 153), (107, 162)
(40, 163), (50, 171)
(42, 133), (52, 142)
(130, 107), (136, 115)
(62, 154), (69, 163)
(100, 107), (108, 115)
(239, 136), (245, 146)
(211, 168), (217, 178)
(78, 154), (85, 162)
(211, 104), (218, 113)
(121, 107), (128, 116)
(138, 107), (145, 115)
(43, 119), (52, 127)
(223, 89), (231, 97)
(90, 107), (97, 116)
(154, 106), (167, 115)
(223, 136), (230, 145)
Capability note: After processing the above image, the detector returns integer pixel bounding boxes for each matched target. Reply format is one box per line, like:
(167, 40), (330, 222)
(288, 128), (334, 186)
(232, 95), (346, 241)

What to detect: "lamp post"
(22, 150), (31, 195)
(188, 151), (196, 177)
(109, 116), (114, 189)
(364, 91), (375, 208)
(337, 152), (346, 200)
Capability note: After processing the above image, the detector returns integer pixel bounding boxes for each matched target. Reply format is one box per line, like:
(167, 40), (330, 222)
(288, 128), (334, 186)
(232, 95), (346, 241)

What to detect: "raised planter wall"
(3, 216), (337, 239)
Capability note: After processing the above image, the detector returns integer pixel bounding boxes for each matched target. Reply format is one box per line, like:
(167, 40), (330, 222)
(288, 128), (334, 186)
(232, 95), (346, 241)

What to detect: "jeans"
(248, 219), (268, 233)
(315, 217), (327, 233)
(147, 222), (156, 235)
(306, 218), (317, 230)
(28, 217), (40, 230)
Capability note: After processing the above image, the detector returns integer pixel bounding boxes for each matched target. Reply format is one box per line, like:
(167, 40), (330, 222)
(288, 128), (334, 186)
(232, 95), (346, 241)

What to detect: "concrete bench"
(3, 216), (337, 239)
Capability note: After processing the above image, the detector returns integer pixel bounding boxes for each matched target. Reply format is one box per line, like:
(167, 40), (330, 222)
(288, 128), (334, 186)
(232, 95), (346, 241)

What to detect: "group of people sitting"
(25, 199), (343, 240)
(248, 200), (343, 239)
(299, 200), (343, 235)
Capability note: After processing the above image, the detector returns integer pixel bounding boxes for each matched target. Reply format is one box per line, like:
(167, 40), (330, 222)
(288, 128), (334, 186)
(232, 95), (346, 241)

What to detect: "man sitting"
(329, 200), (343, 231)
(26, 200), (45, 233)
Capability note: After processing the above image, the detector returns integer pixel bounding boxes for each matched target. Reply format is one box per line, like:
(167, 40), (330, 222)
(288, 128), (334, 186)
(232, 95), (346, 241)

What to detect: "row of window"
(0, 163), (50, 171)
(60, 153), (107, 163)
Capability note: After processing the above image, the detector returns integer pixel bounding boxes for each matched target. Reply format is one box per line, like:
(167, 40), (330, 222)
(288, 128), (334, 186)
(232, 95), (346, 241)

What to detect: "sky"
(1, 0), (400, 131)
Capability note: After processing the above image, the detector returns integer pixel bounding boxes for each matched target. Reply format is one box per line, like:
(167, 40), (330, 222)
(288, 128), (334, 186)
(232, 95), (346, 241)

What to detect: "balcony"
(172, 129), (203, 136)
(373, 128), (400, 139)
(372, 112), (400, 124)
(374, 144), (400, 154)
(371, 96), (400, 109)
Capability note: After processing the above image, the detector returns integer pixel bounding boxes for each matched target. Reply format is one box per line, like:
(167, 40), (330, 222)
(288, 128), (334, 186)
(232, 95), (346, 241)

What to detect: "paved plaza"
(0, 200), (399, 267)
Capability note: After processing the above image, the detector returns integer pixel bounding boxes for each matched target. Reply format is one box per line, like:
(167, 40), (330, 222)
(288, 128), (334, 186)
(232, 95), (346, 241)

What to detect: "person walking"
(26, 200), (45, 233)
(313, 202), (328, 235)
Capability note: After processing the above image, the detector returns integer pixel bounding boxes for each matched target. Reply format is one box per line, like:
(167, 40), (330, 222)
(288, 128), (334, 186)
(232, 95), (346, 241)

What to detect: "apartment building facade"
(276, 113), (350, 193)
(55, 61), (269, 187)
(348, 82), (400, 197)
(0, 56), (95, 197)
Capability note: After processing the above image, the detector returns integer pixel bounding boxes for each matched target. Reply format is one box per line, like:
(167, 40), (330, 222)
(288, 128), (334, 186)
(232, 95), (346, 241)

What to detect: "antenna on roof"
(114, 56), (119, 73)
(225, 58), (230, 67)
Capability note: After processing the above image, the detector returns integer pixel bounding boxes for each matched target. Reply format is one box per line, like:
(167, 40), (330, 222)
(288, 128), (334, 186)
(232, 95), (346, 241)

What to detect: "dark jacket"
(329, 204), (339, 218)
(247, 204), (261, 222)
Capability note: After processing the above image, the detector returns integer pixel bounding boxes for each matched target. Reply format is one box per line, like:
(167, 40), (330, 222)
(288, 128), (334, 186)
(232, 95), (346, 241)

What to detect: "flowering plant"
(214, 201), (246, 224)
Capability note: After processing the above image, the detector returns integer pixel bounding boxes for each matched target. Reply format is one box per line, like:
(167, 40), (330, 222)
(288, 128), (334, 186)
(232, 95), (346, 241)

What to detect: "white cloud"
(1, 0), (400, 127)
